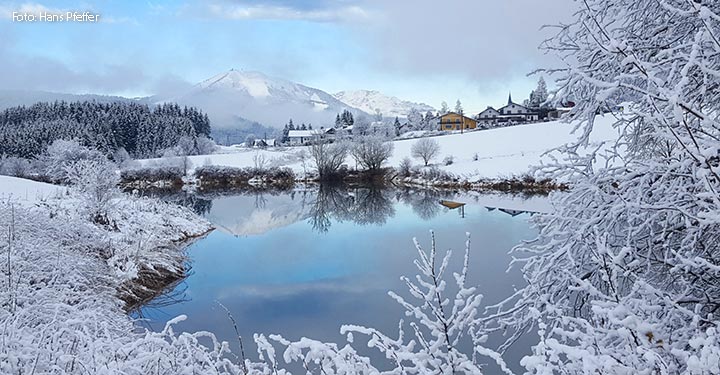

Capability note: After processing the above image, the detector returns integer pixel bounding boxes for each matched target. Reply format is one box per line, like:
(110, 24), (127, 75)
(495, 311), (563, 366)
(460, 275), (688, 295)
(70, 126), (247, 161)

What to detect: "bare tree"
(309, 137), (348, 180)
(350, 136), (394, 173)
(411, 138), (440, 166)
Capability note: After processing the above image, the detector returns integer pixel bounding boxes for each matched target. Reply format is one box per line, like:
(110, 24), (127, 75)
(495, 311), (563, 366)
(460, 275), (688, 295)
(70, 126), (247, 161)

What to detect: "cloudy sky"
(0, 0), (574, 111)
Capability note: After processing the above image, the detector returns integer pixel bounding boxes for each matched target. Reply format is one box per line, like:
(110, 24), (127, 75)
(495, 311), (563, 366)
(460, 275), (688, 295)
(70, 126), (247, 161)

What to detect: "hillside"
(142, 116), (619, 182)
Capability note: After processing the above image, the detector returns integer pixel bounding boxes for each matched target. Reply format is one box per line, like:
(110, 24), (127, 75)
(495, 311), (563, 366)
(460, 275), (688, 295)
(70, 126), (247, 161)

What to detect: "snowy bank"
(0, 177), (218, 373)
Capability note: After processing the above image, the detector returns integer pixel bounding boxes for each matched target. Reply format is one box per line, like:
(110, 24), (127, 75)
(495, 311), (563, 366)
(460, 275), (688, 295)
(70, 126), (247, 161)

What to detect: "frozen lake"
(134, 186), (544, 373)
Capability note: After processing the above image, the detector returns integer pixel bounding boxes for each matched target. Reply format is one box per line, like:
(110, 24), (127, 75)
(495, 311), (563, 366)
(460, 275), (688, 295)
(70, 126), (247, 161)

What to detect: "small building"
(252, 139), (276, 148)
(478, 106), (502, 120)
(477, 94), (540, 125)
(437, 112), (478, 131)
(498, 93), (539, 122)
(287, 130), (322, 145)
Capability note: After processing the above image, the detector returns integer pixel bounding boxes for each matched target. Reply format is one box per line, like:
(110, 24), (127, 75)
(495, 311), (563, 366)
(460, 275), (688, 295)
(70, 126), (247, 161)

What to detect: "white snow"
(0, 175), (67, 205)
(334, 89), (435, 119)
(141, 116), (619, 182)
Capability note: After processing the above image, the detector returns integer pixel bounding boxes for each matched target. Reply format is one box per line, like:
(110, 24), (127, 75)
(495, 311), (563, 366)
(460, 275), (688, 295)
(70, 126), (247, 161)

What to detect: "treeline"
(0, 101), (211, 158)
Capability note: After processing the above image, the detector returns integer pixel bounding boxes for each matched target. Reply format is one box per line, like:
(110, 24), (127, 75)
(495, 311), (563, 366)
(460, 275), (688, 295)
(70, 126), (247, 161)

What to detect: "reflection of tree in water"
(347, 187), (395, 226)
(309, 184), (395, 232)
(309, 184), (353, 232)
(397, 188), (448, 221)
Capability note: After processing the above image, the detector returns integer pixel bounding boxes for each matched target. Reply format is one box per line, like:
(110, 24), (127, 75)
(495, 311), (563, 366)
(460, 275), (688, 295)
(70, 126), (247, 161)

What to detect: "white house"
(498, 93), (539, 121)
(477, 94), (539, 125)
(478, 107), (501, 120)
(287, 130), (321, 145)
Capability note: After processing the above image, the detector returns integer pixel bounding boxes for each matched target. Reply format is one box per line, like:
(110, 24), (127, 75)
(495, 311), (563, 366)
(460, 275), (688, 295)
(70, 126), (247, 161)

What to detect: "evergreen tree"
(335, 114), (342, 128)
(440, 101), (449, 114)
(393, 117), (402, 137)
(455, 99), (463, 114)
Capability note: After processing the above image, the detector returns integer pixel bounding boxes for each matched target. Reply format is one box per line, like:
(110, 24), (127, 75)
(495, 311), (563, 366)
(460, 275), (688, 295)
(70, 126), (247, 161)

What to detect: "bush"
(64, 159), (120, 223)
(120, 166), (185, 185)
(398, 157), (413, 177)
(194, 165), (295, 188)
(41, 139), (106, 183)
(443, 155), (454, 166)
(0, 156), (32, 177)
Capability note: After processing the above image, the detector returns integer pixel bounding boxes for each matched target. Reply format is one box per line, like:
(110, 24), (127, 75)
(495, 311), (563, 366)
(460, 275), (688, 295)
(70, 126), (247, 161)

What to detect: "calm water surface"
(135, 187), (541, 373)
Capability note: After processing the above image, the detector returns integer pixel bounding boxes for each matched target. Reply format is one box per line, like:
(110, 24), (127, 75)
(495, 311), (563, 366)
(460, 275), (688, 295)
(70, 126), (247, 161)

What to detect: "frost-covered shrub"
(443, 155), (454, 165)
(41, 139), (106, 183)
(398, 157), (413, 177)
(64, 159), (120, 222)
(120, 165), (185, 185)
(196, 136), (218, 155)
(194, 165), (294, 188)
(420, 166), (453, 181)
(0, 156), (31, 177)
(248, 232), (511, 374)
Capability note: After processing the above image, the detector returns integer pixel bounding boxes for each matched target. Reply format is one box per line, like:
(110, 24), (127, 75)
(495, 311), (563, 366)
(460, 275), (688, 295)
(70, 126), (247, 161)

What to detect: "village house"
(477, 93), (540, 125)
(287, 128), (338, 145)
(287, 130), (321, 145)
(437, 112), (478, 131)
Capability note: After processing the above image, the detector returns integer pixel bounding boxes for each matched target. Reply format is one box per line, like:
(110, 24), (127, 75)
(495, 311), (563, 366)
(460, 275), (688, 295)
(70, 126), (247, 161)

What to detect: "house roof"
(439, 112), (477, 122)
(288, 130), (321, 138)
(499, 102), (537, 114)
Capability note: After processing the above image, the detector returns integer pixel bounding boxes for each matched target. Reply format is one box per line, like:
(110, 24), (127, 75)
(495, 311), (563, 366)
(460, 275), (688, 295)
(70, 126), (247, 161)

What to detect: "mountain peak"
(196, 70), (281, 98)
(333, 90), (434, 118)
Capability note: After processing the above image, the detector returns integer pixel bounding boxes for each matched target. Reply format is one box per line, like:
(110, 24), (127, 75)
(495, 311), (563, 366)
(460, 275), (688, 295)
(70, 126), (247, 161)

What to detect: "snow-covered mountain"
(156, 70), (364, 129)
(333, 90), (435, 119)
(206, 192), (313, 236)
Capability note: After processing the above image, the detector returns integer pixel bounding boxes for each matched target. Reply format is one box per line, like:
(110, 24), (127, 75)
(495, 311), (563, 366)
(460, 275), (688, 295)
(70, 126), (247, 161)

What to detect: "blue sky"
(0, 0), (572, 111)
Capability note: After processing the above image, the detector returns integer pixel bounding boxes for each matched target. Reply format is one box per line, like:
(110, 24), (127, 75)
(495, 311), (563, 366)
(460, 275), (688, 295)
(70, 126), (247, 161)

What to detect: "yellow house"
(437, 112), (477, 131)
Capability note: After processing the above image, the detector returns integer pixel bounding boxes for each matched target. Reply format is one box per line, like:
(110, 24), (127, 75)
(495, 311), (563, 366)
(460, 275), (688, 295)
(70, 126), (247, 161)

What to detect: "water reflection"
(134, 186), (546, 374)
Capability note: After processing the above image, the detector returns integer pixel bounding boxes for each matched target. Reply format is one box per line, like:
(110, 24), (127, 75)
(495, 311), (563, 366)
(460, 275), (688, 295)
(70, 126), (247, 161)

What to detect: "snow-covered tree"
(42, 139), (105, 182)
(440, 101), (449, 115)
(374, 108), (383, 122)
(488, 1), (720, 373)
(423, 110), (437, 130)
(455, 99), (463, 114)
(411, 138), (441, 166)
(393, 117), (402, 137)
(407, 108), (423, 129)
(64, 158), (120, 223)
(528, 76), (549, 108)
(353, 114), (370, 136)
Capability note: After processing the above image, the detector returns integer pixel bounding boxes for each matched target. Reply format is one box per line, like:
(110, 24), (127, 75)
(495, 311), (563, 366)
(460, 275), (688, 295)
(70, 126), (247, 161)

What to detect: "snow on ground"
(0, 176), (223, 373)
(0, 175), (67, 205)
(141, 116), (619, 181)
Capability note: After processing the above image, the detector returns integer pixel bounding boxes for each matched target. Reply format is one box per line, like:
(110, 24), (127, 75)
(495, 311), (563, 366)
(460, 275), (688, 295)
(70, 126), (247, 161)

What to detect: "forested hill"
(0, 101), (211, 158)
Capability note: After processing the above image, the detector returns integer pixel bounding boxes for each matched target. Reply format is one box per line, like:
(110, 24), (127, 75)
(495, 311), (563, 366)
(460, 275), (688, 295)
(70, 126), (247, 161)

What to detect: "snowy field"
(141, 116), (619, 181)
(0, 175), (67, 205)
